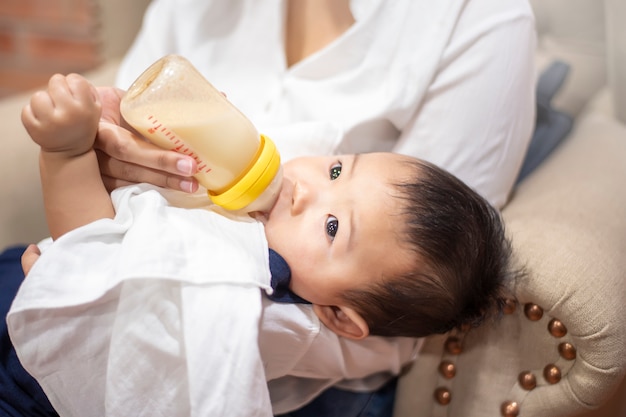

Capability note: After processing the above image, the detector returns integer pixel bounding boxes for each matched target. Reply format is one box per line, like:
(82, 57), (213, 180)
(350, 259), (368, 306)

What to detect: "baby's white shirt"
(8, 184), (419, 416)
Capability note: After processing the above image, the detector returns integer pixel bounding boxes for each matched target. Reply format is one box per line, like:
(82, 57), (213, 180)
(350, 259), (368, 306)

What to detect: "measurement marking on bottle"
(146, 115), (212, 173)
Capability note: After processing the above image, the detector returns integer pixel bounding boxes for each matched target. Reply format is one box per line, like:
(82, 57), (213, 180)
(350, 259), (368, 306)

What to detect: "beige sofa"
(1, 1), (624, 416)
(395, 1), (626, 416)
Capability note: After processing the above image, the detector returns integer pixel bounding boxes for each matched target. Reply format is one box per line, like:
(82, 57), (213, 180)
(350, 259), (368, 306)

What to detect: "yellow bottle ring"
(209, 134), (281, 211)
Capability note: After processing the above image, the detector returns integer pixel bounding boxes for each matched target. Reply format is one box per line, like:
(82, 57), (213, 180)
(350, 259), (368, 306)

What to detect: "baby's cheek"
(289, 259), (328, 290)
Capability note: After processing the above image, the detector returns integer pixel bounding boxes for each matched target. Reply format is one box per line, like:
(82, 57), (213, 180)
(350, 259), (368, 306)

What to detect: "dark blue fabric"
(267, 249), (310, 304)
(517, 60), (573, 183)
(0, 246), (58, 417)
(276, 377), (397, 417)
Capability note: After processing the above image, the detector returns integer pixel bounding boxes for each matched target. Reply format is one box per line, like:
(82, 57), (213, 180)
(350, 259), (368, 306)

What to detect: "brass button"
(500, 400), (520, 417)
(544, 364), (562, 384)
(524, 303), (543, 321)
(503, 298), (517, 314)
(434, 387), (451, 405)
(518, 371), (537, 390)
(444, 336), (462, 355)
(438, 361), (456, 379)
(558, 342), (577, 360)
(548, 319), (567, 337)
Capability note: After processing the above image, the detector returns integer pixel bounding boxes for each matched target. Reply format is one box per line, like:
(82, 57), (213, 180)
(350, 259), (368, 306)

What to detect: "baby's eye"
(326, 215), (339, 242)
(329, 162), (342, 180)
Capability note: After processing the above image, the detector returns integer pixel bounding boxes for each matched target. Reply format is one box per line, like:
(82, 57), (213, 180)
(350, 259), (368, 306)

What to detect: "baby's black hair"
(342, 159), (516, 338)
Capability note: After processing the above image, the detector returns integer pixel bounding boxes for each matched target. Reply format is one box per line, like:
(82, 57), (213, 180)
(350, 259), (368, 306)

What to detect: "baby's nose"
(291, 181), (314, 215)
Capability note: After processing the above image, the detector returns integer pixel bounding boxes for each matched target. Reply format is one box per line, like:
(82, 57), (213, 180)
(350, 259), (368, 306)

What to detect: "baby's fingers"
(66, 73), (101, 108)
(21, 244), (41, 276)
(25, 89), (54, 122)
(21, 90), (53, 139)
(48, 73), (99, 112)
(46, 73), (71, 106)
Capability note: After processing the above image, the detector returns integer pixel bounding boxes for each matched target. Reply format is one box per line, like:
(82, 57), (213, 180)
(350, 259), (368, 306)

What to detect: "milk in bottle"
(120, 55), (282, 213)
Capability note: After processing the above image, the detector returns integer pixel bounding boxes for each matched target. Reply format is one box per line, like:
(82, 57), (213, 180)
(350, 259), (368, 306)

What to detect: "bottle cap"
(209, 134), (281, 210)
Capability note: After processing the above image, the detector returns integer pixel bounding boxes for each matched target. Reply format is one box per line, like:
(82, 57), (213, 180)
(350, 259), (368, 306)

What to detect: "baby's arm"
(21, 74), (114, 240)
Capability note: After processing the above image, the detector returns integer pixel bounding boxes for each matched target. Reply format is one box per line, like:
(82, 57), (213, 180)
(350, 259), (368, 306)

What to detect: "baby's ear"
(313, 304), (369, 340)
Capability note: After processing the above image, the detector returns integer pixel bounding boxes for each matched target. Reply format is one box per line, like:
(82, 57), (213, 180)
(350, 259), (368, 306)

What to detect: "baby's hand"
(21, 73), (102, 157)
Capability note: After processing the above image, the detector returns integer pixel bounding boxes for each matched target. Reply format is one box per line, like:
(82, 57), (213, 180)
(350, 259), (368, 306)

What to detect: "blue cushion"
(516, 61), (574, 183)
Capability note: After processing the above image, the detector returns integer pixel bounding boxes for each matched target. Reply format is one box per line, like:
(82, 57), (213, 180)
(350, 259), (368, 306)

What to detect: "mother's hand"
(94, 86), (199, 193)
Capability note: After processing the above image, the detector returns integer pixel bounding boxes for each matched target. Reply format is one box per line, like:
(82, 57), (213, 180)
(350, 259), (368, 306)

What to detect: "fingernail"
(180, 179), (195, 193)
(176, 158), (194, 175)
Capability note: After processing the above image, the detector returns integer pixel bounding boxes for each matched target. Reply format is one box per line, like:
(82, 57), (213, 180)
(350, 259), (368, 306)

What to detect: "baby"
(8, 74), (515, 417)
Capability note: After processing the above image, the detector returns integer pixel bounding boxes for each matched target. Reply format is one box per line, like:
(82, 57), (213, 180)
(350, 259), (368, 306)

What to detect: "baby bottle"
(120, 54), (282, 213)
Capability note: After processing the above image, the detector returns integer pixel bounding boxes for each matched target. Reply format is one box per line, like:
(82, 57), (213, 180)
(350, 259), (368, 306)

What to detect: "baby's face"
(261, 152), (417, 306)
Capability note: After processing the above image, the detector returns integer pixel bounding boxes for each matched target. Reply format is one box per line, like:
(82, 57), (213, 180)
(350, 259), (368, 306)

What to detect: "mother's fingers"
(100, 171), (198, 194)
(95, 121), (198, 192)
(96, 86), (125, 125)
(98, 152), (198, 193)
(96, 122), (197, 174)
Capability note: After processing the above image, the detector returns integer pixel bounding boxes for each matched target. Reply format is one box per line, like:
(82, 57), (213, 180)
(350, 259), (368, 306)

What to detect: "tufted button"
(548, 319), (567, 337)
(524, 303), (543, 321)
(500, 400), (520, 417)
(438, 361), (457, 379)
(544, 364), (562, 384)
(434, 387), (452, 405)
(503, 298), (517, 314)
(444, 336), (463, 355)
(518, 371), (537, 390)
(558, 342), (577, 360)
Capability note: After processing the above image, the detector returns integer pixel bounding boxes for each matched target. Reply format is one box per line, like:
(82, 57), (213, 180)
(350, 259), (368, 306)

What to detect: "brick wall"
(0, 0), (101, 98)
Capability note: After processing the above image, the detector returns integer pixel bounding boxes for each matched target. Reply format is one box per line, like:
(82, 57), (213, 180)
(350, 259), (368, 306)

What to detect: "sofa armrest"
(531, 0), (607, 118)
(605, 0), (626, 123)
(394, 108), (626, 416)
(503, 110), (626, 414)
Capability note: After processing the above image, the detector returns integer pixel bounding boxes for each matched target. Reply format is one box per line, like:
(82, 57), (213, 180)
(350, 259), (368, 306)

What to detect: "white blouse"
(116, 0), (537, 209)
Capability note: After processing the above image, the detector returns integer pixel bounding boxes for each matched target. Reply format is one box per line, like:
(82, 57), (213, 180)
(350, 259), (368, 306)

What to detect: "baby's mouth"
(248, 184), (286, 224)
